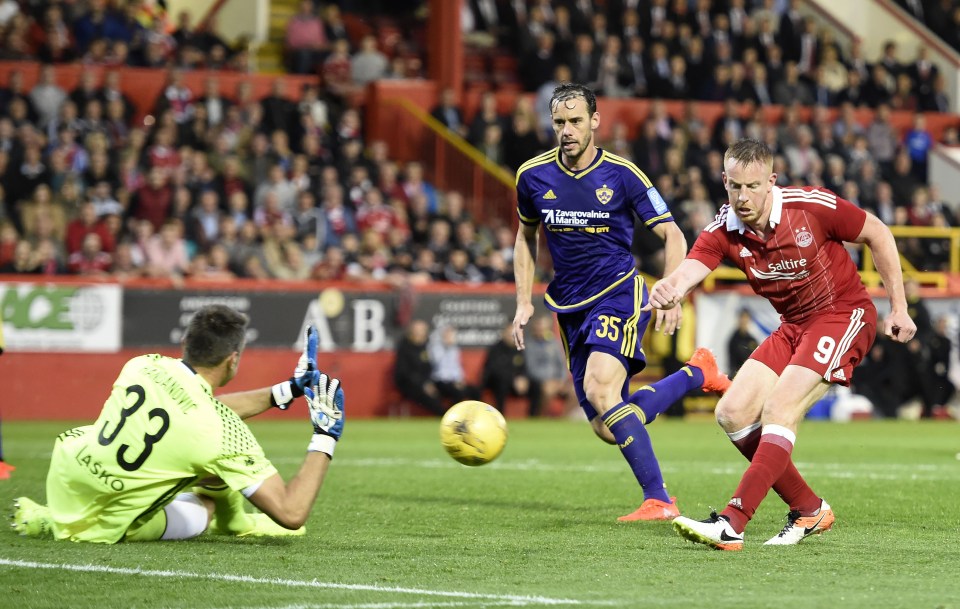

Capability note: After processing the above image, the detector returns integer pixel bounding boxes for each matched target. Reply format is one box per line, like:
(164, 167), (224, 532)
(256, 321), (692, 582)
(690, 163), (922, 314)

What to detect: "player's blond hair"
(724, 138), (774, 170)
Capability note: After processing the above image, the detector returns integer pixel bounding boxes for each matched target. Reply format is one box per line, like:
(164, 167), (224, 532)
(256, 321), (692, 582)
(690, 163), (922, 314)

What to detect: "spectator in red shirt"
(356, 188), (401, 240)
(147, 126), (181, 174)
(0, 220), (18, 267)
(66, 201), (114, 255)
(322, 38), (355, 106)
(128, 167), (174, 232)
(67, 232), (112, 276)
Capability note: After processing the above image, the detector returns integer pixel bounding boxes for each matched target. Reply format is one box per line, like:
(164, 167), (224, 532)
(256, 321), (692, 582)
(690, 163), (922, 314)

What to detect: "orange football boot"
(686, 348), (732, 394)
(618, 496), (680, 522)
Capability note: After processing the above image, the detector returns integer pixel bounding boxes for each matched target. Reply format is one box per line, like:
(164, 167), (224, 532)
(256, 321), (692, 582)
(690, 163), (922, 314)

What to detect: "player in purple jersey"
(512, 83), (731, 521)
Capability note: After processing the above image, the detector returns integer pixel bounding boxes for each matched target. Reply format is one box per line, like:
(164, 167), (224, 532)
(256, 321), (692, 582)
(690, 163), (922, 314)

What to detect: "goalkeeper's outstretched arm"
(245, 373), (344, 530)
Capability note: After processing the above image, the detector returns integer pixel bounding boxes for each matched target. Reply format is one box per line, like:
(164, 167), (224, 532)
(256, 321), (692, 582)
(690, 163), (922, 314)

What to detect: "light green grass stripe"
(0, 558), (612, 606)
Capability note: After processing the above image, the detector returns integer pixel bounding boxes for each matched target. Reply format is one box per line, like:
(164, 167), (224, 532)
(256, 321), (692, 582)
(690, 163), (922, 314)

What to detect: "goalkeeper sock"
(601, 402), (671, 503)
(626, 365), (704, 425)
(194, 484), (254, 535)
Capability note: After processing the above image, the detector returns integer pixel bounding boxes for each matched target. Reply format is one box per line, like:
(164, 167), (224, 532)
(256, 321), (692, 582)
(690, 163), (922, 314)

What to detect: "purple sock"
(626, 365), (705, 425)
(601, 402), (671, 502)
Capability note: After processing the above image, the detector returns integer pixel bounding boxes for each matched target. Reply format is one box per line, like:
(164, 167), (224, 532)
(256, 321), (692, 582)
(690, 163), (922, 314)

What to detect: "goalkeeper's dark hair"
(724, 138), (774, 169)
(550, 82), (597, 116)
(182, 304), (249, 368)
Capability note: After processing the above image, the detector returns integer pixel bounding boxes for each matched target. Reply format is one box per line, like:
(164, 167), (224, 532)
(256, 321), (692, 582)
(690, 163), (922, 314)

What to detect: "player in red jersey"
(644, 139), (916, 550)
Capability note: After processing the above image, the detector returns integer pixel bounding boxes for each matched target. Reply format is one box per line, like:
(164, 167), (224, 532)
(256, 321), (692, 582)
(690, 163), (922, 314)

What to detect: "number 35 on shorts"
(595, 315), (622, 342)
(592, 314), (643, 358)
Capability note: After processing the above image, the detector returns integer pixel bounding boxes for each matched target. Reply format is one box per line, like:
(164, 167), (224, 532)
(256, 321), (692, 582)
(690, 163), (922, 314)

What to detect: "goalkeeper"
(12, 304), (344, 543)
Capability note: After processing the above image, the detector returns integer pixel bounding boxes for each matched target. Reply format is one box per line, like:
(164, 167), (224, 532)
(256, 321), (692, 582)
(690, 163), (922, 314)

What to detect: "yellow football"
(439, 400), (508, 466)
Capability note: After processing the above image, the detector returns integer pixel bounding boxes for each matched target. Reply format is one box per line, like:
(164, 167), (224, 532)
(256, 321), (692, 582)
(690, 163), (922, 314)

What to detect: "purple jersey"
(516, 147), (675, 313)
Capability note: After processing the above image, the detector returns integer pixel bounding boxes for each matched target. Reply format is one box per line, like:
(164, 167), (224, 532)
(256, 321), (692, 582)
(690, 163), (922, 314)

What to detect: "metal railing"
(387, 98), (518, 226)
(702, 225), (960, 290)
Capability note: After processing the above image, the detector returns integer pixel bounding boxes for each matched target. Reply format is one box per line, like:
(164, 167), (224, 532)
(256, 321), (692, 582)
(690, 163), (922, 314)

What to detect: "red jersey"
(689, 186), (873, 322)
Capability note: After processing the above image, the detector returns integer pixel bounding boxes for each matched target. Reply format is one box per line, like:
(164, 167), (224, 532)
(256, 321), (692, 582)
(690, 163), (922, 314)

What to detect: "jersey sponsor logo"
(543, 189), (557, 200)
(542, 208), (611, 226)
(767, 258), (807, 272)
(749, 258), (810, 281)
(739, 246), (753, 258)
(595, 184), (614, 204)
(832, 369), (846, 381)
(795, 227), (814, 247)
(74, 444), (126, 491)
(647, 186), (669, 215)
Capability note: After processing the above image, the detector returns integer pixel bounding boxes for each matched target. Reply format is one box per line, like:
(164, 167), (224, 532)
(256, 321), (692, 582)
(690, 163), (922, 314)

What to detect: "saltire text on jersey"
(516, 148), (674, 312)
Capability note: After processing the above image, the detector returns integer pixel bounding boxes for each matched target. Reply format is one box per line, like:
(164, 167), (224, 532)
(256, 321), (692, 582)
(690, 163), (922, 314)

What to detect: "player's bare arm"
(643, 259), (712, 312)
(217, 388), (276, 420)
(512, 222), (539, 350)
(853, 212), (917, 343)
(649, 221), (688, 334)
(246, 454), (331, 530)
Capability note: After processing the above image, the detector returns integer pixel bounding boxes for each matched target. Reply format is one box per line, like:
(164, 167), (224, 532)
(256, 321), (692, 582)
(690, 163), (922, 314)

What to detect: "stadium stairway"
(255, 0), (299, 74)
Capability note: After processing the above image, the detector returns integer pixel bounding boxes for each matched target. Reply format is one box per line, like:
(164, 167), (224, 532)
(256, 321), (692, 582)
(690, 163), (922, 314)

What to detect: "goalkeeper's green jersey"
(46, 354), (277, 543)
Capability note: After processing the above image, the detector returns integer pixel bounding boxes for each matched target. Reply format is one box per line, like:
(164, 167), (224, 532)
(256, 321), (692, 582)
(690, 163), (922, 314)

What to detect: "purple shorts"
(555, 274), (650, 420)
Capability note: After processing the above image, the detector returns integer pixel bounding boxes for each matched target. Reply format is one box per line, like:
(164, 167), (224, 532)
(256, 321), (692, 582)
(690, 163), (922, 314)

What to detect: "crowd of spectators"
(0, 0), (252, 72)
(893, 0), (960, 55)
(462, 0), (953, 113)
(0, 56), (530, 286)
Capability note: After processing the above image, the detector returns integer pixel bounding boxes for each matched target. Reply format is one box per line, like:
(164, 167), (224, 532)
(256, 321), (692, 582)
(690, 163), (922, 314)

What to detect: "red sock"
(722, 426), (795, 533)
(730, 425), (821, 515)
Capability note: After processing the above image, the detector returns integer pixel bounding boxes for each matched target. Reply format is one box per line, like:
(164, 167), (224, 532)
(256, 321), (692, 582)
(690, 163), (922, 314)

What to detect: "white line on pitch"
(0, 559), (611, 606)
(270, 457), (960, 481)
(219, 602), (591, 609)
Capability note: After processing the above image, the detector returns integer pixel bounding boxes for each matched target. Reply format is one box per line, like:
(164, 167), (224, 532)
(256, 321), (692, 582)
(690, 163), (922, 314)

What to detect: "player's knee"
(160, 493), (212, 541)
(583, 382), (617, 417)
(590, 417), (617, 444)
(714, 394), (752, 432)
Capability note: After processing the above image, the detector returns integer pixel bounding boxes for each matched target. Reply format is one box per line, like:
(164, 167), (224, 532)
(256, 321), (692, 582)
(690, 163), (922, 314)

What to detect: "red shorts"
(750, 306), (877, 386)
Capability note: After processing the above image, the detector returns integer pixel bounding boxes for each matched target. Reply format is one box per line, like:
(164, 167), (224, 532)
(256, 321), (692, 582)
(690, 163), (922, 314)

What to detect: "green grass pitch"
(2, 418), (959, 609)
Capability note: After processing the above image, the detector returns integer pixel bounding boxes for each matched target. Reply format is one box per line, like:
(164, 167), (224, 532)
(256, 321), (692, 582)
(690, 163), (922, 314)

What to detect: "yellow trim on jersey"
(515, 148), (558, 185)
(544, 268), (637, 311)
(558, 323), (571, 371)
(516, 147), (556, 173)
(620, 275), (645, 358)
(555, 149), (606, 179)
(517, 209), (540, 224)
(603, 403), (647, 427)
(644, 212), (673, 226)
(603, 153), (654, 188)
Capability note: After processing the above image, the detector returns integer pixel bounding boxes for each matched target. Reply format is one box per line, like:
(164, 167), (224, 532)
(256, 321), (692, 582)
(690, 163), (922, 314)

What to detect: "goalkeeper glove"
(306, 372), (345, 458)
(271, 325), (319, 409)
